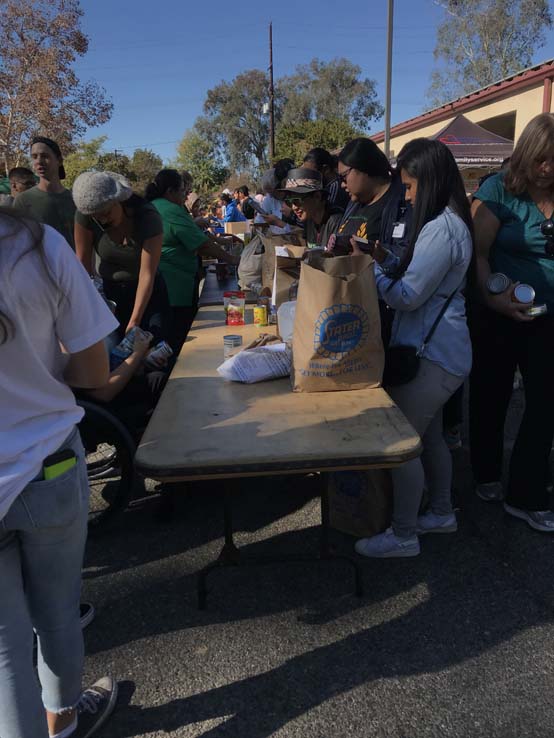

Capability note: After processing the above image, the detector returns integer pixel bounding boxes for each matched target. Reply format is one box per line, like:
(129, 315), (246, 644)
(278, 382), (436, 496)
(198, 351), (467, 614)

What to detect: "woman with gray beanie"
(73, 171), (171, 343)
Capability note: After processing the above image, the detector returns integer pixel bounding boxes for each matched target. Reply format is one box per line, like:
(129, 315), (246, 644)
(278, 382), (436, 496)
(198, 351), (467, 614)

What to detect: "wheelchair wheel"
(77, 399), (137, 531)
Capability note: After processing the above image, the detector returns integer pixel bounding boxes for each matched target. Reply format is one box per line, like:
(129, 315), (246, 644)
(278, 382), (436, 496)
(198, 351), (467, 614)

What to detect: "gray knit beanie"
(72, 170), (133, 214)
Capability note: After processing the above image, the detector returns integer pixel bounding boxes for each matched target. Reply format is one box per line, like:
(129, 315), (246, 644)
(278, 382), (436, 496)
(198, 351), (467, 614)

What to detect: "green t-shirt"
(75, 199), (163, 282)
(475, 172), (554, 312)
(13, 186), (76, 249)
(152, 197), (207, 306)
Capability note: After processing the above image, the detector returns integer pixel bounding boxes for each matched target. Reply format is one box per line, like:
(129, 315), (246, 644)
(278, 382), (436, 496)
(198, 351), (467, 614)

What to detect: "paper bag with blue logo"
(292, 254), (384, 392)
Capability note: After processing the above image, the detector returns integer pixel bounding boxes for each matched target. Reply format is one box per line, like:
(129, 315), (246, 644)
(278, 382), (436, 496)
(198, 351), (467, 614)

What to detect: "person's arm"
(374, 218), (461, 312)
(85, 333), (151, 402)
(64, 340), (110, 389)
(263, 213), (286, 229)
(471, 199), (534, 322)
(198, 239), (239, 265)
(74, 220), (96, 276)
(126, 234), (162, 334)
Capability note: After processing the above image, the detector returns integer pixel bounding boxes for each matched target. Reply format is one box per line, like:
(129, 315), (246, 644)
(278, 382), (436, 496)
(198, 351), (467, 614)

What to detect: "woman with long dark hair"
(355, 138), (473, 559)
(0, 210), (119, 736)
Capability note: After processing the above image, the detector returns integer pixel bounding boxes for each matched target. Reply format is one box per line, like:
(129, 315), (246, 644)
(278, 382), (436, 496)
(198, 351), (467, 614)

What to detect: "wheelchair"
(77, 398), (139, 532)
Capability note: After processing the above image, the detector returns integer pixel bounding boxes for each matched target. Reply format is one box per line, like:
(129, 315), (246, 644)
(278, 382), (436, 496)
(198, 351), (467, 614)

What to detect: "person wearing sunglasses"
(276, 168), (343, 249)
(470, 113), (554, 531)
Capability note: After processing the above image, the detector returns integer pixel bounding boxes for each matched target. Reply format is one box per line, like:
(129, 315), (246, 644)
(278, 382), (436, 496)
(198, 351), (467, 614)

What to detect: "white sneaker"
(417, 510), (457, 535)
(355, 527), (420, 558)
(503, 503), (554, 532)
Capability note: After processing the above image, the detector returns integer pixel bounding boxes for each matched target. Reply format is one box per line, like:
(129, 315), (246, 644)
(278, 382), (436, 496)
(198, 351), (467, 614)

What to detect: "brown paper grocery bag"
(291, 254), (384, 392)
(260, 230), (306, 293)
(328, 470), (392, 538)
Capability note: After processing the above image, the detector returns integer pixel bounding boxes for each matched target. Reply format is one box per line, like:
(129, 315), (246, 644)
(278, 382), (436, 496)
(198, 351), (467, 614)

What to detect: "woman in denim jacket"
(354, 139), (473, 558)
(0, 211), (119, 737)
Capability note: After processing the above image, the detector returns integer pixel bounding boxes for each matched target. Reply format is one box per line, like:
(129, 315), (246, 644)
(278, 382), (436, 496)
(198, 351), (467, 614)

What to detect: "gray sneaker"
(355, 527), (420, 558)
(476, 482), (504, 503)
(73, 677), (118, 738)
(417, 510), (457, 534)
(503, 504), (554, 532)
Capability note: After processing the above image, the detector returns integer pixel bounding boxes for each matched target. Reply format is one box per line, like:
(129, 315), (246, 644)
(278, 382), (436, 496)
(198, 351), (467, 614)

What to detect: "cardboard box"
(224, 221), (251, 235)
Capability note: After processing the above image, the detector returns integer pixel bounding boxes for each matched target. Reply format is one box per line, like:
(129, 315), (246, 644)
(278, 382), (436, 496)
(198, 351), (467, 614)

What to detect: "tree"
(0, 0), (113, 174)
(278, 59), (383, 131)
(97, 151), (135, 182)
(275, 119), (360, 162)
(428, 0), (553, 106)
(130, 148), (163, 195)
(172, 129), (229, 195)
(63, 136), (106, 187)
(198, 69), (284, 173)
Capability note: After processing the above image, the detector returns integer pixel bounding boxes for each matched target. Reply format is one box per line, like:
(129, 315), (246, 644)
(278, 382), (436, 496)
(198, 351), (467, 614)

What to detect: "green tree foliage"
(63, 136), (107, 187)
(0, 0), (112, 174)
(275, 119), (360, 163)
(130, 148), (163, 194)
(278, 58), (383, 131)
(429, 0), (553, 106)
(172, 129), (229, 195)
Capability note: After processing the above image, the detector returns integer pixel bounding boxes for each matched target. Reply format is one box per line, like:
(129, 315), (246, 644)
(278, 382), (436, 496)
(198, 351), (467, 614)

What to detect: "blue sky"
(75, 0), (554, 163)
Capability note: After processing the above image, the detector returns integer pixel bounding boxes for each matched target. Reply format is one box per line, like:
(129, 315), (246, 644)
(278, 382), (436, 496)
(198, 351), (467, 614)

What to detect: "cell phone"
(43, 449), (77, 480)
(527, 303), (548, 317)
(351, 236), (376, 254)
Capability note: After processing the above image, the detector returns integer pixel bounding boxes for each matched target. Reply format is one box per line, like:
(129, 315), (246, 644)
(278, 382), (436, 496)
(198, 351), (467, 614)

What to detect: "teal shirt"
(475, 172), (554, 311)
(151, 197), (206, 307)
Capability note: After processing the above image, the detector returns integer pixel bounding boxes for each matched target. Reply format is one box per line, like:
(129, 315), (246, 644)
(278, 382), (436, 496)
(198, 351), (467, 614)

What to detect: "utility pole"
(268, 21), (275, 163)
(384, 0), (394, 159)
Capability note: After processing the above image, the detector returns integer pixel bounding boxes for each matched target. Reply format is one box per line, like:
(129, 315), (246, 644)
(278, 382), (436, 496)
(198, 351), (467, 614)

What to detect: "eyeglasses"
(337, 167), (353, 183)
(540, 218), (554, 256)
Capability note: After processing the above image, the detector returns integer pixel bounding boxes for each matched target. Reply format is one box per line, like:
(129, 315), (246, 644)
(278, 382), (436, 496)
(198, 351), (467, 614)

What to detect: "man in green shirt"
(13, 137), (76, 249)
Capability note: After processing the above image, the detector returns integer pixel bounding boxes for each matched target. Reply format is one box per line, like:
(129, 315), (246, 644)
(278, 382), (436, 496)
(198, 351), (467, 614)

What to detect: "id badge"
(392, 222), (406, 239)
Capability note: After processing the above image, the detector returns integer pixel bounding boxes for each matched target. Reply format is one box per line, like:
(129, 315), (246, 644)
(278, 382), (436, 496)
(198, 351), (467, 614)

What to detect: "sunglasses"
(284, 194), (315, 207)
(337, 167), (353, 183)
(541, 218), (554, 256)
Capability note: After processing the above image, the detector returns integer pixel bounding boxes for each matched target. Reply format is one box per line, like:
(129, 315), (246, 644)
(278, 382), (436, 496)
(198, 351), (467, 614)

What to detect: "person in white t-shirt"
(0, 210), (119, 738)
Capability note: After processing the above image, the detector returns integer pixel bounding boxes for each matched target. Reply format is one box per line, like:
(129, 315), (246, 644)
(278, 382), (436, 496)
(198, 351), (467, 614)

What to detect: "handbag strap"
(416, 282), (463, 357)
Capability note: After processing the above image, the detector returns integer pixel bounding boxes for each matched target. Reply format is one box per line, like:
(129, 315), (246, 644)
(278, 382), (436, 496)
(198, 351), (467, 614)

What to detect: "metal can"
(512, 283), (535, 304)
(223, 334), (243, 359)
(486, 272), (511, 295)
(253, 305), (268, 326)
(144, 340), (174, 369)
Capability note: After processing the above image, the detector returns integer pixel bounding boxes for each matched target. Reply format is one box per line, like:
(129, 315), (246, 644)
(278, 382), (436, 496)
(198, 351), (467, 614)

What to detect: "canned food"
(223, 334), (243, 359)
(512, 283), (535, 304)
(253, 305), (268, 326)
(144, 340), (173, 369)
(486, 272), (511, 295)
(527, 303), (548, 317)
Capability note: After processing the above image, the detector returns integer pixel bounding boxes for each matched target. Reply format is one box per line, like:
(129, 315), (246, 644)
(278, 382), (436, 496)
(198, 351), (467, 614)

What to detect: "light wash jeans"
(0, 427), (89, 738)
(387, 359), (465, 538)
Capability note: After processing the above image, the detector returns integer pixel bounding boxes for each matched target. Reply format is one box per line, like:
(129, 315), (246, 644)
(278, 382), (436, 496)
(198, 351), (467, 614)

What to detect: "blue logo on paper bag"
(314, 304), (369, 360)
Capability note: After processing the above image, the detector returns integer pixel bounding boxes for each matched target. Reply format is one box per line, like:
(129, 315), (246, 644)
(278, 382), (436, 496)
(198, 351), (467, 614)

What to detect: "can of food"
(223, 334), (243, 359)
(253, 305), (268, 326)
(486, 272), (511, 295)
(527, 303), (548, 317)
(144, 340), (174, 369)
(512, 283), (535, 304)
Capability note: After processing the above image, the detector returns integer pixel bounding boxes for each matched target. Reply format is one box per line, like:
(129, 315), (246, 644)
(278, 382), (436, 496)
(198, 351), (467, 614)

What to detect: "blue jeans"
(0, 427), (89, 738)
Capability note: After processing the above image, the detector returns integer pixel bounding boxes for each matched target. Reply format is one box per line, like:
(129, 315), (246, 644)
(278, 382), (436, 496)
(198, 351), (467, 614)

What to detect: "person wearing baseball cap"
(278, 167), (343, 249)
(73, 170), (171, 343)
(13, 137), (76, 248)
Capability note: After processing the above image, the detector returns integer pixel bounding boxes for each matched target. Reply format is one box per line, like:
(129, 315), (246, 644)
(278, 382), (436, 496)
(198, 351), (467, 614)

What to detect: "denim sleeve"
(375, 216), (456, 312)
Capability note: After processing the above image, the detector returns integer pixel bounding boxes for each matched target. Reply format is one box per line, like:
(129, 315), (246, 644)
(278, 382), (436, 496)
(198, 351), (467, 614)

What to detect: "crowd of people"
(2, 111), (554, 737)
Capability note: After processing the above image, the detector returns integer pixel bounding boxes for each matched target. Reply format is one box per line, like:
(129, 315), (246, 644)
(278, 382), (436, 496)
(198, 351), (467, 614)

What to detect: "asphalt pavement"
(82, 387), (554, 738)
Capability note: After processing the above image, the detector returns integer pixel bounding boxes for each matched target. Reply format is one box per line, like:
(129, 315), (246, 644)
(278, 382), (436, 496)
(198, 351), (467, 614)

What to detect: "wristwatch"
(486, 272), (511, 295)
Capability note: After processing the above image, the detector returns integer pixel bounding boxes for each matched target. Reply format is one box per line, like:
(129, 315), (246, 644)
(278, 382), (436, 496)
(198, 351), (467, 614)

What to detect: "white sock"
(49, 715), (78, 738)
